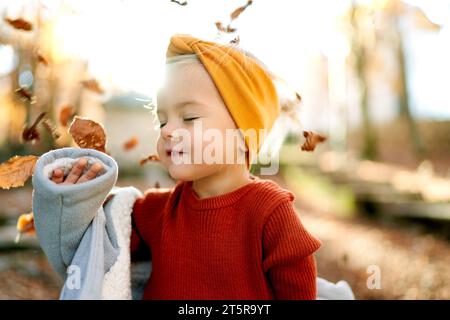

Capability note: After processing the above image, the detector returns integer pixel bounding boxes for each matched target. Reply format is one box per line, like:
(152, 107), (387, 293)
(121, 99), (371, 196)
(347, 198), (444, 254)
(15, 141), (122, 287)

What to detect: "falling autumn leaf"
(140, 154), (160, 166)
(230, 36), (240, 45)
(230, 0), (253, 21)
(230, 7), (246, 21)
(215, 0), (253, 35)
(123, 136), (139, 151)
(278, 89), (302, 124)
(22, 112), (46, 143)
(69, 116), (107, 153)
(171, 0), (188, 6)
(81, 79), (104, 94)
(301, 131), (327, 152)
(59, 105), (75, 127)
(42, 118), (61, 140)
(17, 212), (35, 234)
(15, 212), (36, 243)
(37, 53), (49, 66)
(4, 17), (33, 31)
(15, 87), (36, 104)
(0, 155), (39, 190)
(215, 21), (237, 33)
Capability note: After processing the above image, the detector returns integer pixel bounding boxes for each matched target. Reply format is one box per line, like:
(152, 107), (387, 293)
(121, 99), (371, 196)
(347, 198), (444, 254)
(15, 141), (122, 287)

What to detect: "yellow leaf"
(0, 155), (39, 189)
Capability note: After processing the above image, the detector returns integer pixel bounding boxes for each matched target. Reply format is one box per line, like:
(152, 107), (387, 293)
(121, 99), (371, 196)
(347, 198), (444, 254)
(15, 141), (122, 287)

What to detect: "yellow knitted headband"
(166, 34), (280, 167)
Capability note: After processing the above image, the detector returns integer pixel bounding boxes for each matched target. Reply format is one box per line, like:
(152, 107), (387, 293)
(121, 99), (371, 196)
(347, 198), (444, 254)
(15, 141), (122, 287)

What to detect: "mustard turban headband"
(166, 34), (280, 167)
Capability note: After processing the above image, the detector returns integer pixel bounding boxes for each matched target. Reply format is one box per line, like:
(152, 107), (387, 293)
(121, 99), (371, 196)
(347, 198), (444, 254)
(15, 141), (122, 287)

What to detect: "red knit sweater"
(130, 175), (322, 300)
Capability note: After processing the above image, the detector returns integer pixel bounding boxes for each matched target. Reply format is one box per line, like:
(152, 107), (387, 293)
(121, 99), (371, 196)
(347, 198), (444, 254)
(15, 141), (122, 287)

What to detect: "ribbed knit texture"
(130, 175), (322, 300)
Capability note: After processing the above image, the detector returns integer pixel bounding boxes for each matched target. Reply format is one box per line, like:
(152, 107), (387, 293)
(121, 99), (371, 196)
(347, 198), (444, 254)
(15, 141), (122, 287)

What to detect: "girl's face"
(156, 59), (246, 181)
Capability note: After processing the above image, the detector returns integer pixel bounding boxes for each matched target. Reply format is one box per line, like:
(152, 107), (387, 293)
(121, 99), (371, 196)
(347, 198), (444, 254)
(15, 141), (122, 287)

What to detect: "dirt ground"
(0, 250), (60, 299)
(273, 174), (450, 299)
(299, 207), (450, 299)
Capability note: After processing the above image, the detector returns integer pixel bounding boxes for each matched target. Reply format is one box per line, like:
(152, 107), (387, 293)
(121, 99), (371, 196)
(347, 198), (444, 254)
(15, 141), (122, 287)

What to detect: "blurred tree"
(345, 0), (440, 160)
(378, 0), (441, 157)
(1, 5), (53, 157)
(0, 3), (87, 160)
(348, 2), (378, 159)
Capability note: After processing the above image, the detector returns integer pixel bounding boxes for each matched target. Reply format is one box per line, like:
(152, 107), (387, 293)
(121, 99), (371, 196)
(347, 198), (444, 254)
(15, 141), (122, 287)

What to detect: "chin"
(167, 164), (200, 181)
(167, 163), (219, 182)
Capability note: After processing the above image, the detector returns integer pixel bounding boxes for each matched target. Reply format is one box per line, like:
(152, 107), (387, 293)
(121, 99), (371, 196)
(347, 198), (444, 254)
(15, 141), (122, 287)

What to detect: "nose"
(160, 124), (173, 140)
(160, 120), (180, 141)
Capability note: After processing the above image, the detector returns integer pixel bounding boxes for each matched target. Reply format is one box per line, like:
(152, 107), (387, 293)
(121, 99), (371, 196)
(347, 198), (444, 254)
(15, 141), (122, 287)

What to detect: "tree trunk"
(394, 19), (425, 157)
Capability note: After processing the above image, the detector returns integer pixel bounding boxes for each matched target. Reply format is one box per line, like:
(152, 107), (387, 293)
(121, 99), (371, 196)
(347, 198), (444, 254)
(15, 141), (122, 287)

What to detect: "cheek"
(156, 137), (169, 165)
(191, 129), (204, 155)
(156, 137), (163, 155)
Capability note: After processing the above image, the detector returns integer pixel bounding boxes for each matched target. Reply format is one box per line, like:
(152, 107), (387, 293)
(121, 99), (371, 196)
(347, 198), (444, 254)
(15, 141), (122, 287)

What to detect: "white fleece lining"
(101, 187), (141, 300)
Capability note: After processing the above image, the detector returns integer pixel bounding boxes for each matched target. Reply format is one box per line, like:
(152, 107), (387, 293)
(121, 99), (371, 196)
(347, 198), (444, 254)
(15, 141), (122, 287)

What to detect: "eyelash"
(184, 117), (199, 122)
(159, 117), (199, 128)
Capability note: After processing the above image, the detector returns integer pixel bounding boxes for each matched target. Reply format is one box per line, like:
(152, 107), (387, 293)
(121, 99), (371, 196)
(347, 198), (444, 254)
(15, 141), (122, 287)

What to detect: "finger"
(51, 169), (64, 184)
(77, 162), (103, 184)
(62, 158), (87, 185)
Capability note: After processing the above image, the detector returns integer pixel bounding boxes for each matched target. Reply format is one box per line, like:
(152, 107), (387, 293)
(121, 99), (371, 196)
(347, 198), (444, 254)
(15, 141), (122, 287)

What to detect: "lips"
(166, 149), (185, 157)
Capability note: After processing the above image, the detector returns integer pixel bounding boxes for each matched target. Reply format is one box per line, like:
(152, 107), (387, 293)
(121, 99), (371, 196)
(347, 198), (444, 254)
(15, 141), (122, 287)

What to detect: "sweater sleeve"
(130, 188), (173, 260)
(32, 147), (119, 278)
(262, 200), (322, 300)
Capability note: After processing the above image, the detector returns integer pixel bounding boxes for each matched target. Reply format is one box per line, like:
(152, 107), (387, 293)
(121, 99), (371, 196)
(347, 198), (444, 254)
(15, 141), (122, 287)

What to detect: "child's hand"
(50, 158), (103, 185)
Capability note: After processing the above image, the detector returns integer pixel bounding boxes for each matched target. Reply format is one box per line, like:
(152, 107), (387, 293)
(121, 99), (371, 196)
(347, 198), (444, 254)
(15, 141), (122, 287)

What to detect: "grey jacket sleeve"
(32, 147), (119, 279)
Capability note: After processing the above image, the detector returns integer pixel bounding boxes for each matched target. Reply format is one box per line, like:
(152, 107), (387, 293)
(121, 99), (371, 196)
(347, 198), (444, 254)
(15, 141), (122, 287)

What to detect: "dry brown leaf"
(216, 0), (252, 35)
(215, 21), (237, 33)
(140, 154), (160, 166)
(15, 87), (36, 103)
(42, 118), (61, 140)
(4, 18), (33, 31)
(231, 7), (246, 21)
(69, 116), (107, 153)
(81, 79), (104, 94)
(15, 212), (35, 243)
(17, 212), (35, 235)
(301, 131), (327, 152)
(123, 136), (139, 151)
(230, 36), (240, 45)
(59, 105), (75, 127)
(0, 155), (39, 189)
(171, 0), (188, 5)
(230, 1), (253, 20)
(22, 112), (46, 143)
(37, 53), (49, 66)
(279, 90), (302, 123)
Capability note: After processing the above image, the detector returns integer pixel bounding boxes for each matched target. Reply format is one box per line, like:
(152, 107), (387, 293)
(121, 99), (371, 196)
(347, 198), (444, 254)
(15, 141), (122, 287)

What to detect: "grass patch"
(281, 165), (357, 218)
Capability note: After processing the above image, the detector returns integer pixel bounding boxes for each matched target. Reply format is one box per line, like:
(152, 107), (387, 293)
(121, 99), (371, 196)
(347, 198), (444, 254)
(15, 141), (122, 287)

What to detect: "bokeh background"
(0, 0), (449, 299)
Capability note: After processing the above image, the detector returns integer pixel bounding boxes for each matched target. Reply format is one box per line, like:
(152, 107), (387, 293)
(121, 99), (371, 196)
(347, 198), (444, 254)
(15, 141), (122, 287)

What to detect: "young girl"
(32, 34), (351, 300)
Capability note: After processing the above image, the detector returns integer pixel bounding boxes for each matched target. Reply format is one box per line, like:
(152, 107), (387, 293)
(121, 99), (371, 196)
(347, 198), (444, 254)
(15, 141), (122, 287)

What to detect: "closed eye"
(183, 117), (200, 122)
(158, 116), (200, 129)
